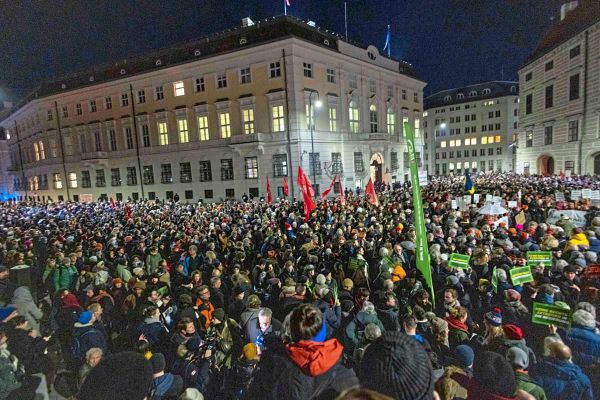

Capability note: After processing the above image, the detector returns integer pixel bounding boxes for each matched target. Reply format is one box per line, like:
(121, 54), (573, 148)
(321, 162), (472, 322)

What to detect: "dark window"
(480, 149), (485, 156)
(565, 160), (575, 172)
(225, 188), (235, 198)
(180, 162), (192, 183)
(143, 166), (154, 185)
(166, 191), (173, 200)
(132, 192), (139, 201)
(391, 152), (398, 170)
(81, 171), (91, 188)
(125, 127), (134, 150)
(569, 45), (580, 59)
(199, 161), (212, 182)
(525, 72), (532, 81)
(495, 110), (500, 118)
(545, 60), (554, 71)
(545, 85), (553, 108)
(221, 159), (234, 181)
(544, 126), (553, 145)
(354, 152), (364, 173)
(160, 164), (172, 184)
(185, 190), (193, 200)
(568, 120), (579, 142)
(525, 94), (532, 115)
(273, 154), (288, 177)
(126, 167), (137, 186)
(249, 188), (259, 198)
(111, 168), (121, 186)
(309, 153), (322, 176)
(142, 125), (150, 147)
(488, 148), (494, 156)
(569, 74), (580, 101)
(204, 190), (213, 199)
(116, 193), (122, 202)
(96, 169), (106, 187)
(496, 147), (502, 155)
(148, 191), (156, 200)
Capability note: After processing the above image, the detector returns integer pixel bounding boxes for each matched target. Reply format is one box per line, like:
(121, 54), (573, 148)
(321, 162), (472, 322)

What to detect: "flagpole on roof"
(344, 2), (348, 39)
(284, 0), (287, 16)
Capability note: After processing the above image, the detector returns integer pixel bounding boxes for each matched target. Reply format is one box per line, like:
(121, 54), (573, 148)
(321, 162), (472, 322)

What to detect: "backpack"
(183, 359), (202, 389)
(72, 330), (94, 363)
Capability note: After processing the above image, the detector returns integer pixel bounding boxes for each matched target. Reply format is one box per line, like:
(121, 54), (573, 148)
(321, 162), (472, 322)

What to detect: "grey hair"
(364, 323), (382, 341)
(361, 301), (376, 315)
(258, 307), (272, 320)
(86, 347), (103, 360)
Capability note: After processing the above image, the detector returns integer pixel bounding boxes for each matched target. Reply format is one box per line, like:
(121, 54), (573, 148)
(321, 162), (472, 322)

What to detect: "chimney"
(560, 1), (579, 20)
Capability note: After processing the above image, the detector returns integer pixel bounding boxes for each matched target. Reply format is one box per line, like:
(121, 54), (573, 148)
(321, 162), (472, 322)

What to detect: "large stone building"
(424, 81), (519, 175)
(0, 101), (13, 199)
(516, 0), (600, 175)
(0, 16), (425, 203)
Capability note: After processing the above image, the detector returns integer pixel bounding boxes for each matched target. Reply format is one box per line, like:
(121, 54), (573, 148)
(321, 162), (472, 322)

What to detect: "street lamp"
(308, 91), (322, 194)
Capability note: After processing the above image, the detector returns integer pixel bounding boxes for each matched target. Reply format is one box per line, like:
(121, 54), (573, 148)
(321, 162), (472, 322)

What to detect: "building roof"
(522, 0), (600, 67)
(424, 81), (518, 109)
(8, 16), (417, 114)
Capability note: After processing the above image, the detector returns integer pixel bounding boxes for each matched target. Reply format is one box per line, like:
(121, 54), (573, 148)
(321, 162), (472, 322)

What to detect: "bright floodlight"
(315, 99), (323, 108)
(440, 123), (447, 128)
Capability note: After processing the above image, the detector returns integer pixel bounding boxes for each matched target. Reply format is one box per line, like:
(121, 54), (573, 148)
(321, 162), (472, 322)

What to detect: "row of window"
(524, 45), (581, 82)
(440, 136), (502, 148)
(442, 87), (516, 103)
(524, 73), (580, 115)
(435, 147), (503, 159)
(435, 160), (503, 174)
(524, 121), (579, 147)
(435, 123), (505, 137)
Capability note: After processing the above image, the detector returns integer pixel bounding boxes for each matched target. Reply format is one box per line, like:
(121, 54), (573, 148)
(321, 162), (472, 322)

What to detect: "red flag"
(560, 169), (565, 180)
(110, 198), (116, 209)
(321, 175), (337, 199)
(297, 167), (316, 220)
(266, 177), (273, 204)
(365, 178), (378, 205)
(283, 177), (289, 196)
(297, 167), (315, 198)
(339, 181), (346, 206)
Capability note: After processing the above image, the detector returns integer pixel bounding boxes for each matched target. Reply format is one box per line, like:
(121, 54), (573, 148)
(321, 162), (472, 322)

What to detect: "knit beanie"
(359, 331), (434, 400)
(484, 308), (502, 327)
(473, 351), (517, 397)
(78, 351), (153, 400)
(572, 309), (596, 329)
(150, 353), (166, 374)
(242, 343), (259, 361)
(503, 324), (524, 340)
(79, 311), (93, 325)
(506, 347), (529, 370)
(574, 302), (596, 319)
(454, 345), (474, 369)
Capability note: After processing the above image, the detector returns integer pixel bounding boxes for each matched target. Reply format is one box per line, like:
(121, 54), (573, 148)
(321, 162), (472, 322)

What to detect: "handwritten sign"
(486, 194), (492, 202)
(473, 194), (480, 203)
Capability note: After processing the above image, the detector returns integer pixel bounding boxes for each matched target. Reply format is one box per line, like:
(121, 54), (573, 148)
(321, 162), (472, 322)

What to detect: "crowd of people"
(0, 172), (598, 400)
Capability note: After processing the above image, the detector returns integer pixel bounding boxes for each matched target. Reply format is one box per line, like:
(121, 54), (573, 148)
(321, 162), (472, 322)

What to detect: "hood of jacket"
(285, 338), (343, 377)
(153, 373), (175, 396)
(356, 311), (380, 326)
(11, 286), (34, 304)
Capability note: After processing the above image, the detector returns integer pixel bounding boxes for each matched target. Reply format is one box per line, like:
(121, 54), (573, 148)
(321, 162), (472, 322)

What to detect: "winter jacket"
(435, 365), (470, 400)
(152, 373), (183, 400)
(562, 325), (600, 368)
(345, 311), (385, 349)
(72, 323), (108, 364)
(376, 305), (401, 331)
(52, 264), (77, 291)
(314, 299), (342, 338)
(145, 253), (164, 275)
(250, 338), (358, 400)
(137, 317), (169, 349)
(514, 371), (547, 400)
(588, 237), (600, 253)
(240, 308), (260, 329)
(0, 348), (21, 399)
(502, 300), (531, 327)
(245, 317), (282, 347)
(530, 357), (593, 400)
(115, 263), (132, 283)
(446, 317), (470, 348)
(10, 286), (43, 332)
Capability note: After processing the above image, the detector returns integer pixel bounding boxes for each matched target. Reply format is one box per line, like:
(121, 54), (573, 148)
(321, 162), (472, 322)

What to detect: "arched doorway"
(370, 153), (384, 183)
(594, 154), (600, 175)
(537, 155), (555, 175)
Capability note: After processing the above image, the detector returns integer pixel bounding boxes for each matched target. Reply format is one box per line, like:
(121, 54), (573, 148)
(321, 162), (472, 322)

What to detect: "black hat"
(77, 351), (153, 400)
(233, 286), (245, 296)
(473, 351), (516, 397)
(150, 353), (166, 374)
(359, 331), (434, 400)
(213, 308), (226, 321)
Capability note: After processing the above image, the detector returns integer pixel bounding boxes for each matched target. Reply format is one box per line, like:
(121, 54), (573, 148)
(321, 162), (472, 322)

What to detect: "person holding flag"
(464, 171), (475, 195)
(365, 178), (378, 205)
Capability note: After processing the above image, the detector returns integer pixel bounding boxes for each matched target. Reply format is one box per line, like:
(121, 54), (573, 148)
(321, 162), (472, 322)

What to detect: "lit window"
(488, 136), (494, 143)
(349, 101), (359, 133)
(219, 112), (231, 138)
(440, 141), (447, 148)
(272, 105), (285, 132)
(178, 119), (189, 143)
(34, 142), (40, 161)
(495, 135), (502, 143)
(53, 173), (63, 189)
(245, 157), (259, 179)
(369, 104), (378, 133)
(414, 118), (420, 137)
(464, 138), (470, 146)
(197, 116), (209, 141)
(449, 140), (455, 147)
(387, 108), (396, 134)
(482, 137), (488, 145)
(449, 163), (454, 170)
(242, 109), (255, 134)
(69, 172), (78, 188)
(471, 137), (477, 145)
(456, 139), (461, 146)
(329, 107), (337, 132)
(173, 81), (185, 96)
(158, 122), (169, 145)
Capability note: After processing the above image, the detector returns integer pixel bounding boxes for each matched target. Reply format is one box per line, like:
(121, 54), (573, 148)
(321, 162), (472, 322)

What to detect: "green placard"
(509, 266), (534, 286)
(448, 253), (471, 269)
(532, 302), (571, 328)
(527, 251), (552, 267)
(491, 266), (498, 294)
(382, 255), (396, 272)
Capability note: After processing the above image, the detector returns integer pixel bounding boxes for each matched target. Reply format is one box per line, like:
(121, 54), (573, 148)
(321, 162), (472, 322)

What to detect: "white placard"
(464, 195), (472, 204)
(451, 200), (458, 209)
(571, 190), (582, 200)
(546, 209), (587, 228)
(555, 192), (565, 202)
(493, 196), (502, 204)
(418, 170), (428, 186)
(473, 194), (480, 203)
(485, 194), (493, 202)
(591, 190), (600, 200)
(582, 189), (592, 199)
(508, 201), (517, 208)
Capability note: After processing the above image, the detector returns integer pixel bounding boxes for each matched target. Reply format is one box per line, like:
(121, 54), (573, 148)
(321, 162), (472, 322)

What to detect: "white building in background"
(0, 16), (426, 203)
(517, 0), (600, 175)
(424, 81), (519, 176)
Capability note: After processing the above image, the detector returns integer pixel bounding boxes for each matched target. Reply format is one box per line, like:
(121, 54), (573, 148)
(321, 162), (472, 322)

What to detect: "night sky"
(0, 0), (567, 100)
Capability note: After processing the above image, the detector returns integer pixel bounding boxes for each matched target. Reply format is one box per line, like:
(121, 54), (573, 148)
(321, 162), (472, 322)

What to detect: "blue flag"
(464, 172), (475, 194)
(383, 25), (391, 55)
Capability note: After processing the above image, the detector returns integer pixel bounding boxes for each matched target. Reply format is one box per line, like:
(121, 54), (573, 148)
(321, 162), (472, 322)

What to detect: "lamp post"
(308, 90), (322, 194)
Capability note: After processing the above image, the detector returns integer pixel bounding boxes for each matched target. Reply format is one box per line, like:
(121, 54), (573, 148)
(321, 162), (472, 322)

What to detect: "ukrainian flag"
(464, 172), (475, 194)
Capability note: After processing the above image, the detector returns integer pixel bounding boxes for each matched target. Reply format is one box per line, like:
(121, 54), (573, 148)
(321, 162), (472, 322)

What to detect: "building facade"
(0, 16), (426, 203)
(424, 81), (519, 176)
(516, 0), (600, 175)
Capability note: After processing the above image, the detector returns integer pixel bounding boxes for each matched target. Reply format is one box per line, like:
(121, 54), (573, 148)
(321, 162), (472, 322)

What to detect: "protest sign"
(448, 253), (471, 269)
(584, 264), (600, 279)
(508, 201), (517, 209)
(554, 192), (565, 202)
(509, 266), (534, 286)
(485, 194), (492, 202)
(451, 200), (457, 209)
(546, 209), (587, 228)
(473, 194), (480, 203)
(527, 251), (552, 267)
(582, 189), (592, 199)
(571, 190), (582, 200)
(590, 190), (600, 200)
(532, 302), (571, 328)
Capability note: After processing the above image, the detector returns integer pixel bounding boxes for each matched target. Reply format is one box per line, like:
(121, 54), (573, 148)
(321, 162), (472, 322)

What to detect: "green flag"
(404, 122), (434, 303)
(491, 266), (498, 294)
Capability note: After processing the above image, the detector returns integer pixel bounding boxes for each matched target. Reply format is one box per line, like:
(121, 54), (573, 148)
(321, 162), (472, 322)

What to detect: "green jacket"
(145, 253), (163, 275)
(116, 264), (133, 283)
(515, 371), (547, 400)
(52, 264), (77, 291)
(0, 354), (21, 399)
